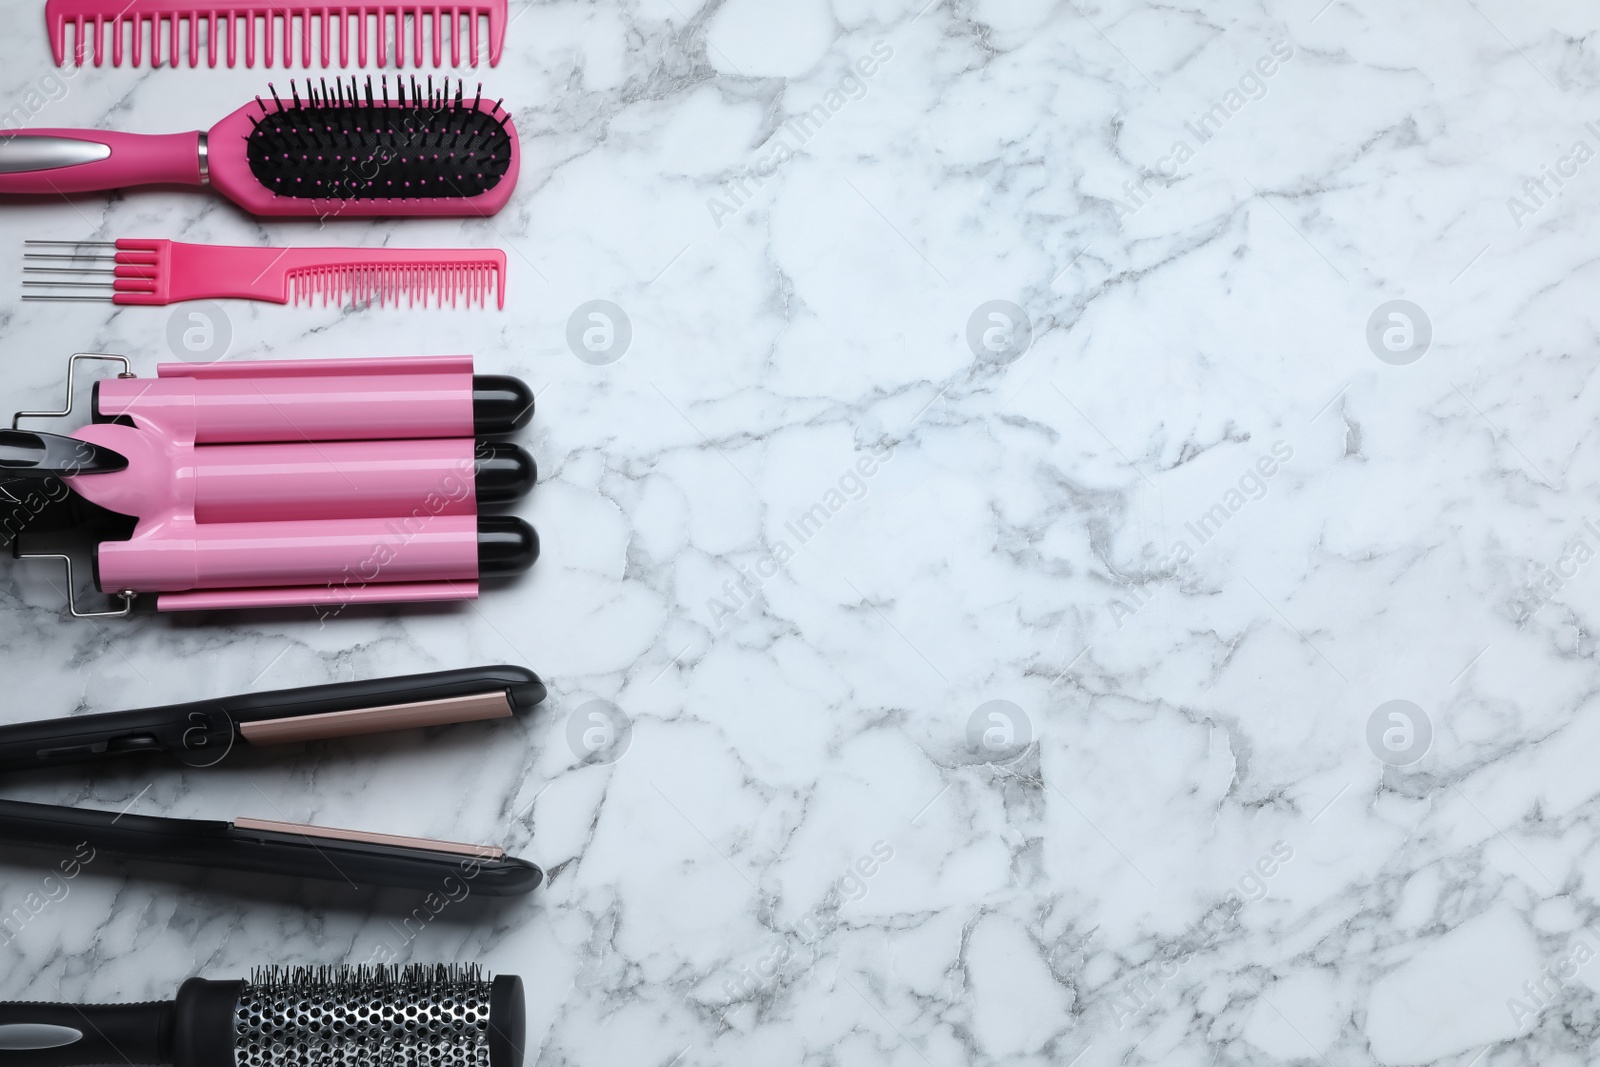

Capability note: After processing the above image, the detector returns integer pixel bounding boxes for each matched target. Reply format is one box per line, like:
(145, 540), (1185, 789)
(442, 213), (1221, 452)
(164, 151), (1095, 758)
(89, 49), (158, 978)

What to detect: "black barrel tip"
(473, 375), (534, 434)
(474, 442), (536, 503)
(477, 516), (538, 577)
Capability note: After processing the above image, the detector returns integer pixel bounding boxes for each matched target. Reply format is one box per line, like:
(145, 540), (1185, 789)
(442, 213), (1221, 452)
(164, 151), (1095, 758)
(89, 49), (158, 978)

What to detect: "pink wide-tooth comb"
(0, 77), (517, 219)
(47, 0), (507, 68)
(23, 240), (507, 309)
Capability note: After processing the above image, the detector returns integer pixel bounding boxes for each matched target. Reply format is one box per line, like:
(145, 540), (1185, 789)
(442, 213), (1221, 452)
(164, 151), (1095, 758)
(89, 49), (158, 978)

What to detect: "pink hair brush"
(24, 239), (507, 308)
(2, 353), (537, 617)
(48, 0), (507, 68)
(0, 77), (517, 218)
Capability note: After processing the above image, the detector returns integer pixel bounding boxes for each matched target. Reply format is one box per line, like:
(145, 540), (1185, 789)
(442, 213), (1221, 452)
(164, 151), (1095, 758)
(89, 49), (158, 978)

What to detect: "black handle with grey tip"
(0, 979), (241, 1067)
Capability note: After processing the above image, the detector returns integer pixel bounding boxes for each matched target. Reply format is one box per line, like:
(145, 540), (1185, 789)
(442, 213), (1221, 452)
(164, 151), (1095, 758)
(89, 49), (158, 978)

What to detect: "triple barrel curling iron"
(1, 353), (538, 616)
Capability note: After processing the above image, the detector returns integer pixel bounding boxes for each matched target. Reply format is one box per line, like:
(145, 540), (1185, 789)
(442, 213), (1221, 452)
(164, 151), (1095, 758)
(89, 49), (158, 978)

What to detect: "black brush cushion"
(246, 81), (514, 201)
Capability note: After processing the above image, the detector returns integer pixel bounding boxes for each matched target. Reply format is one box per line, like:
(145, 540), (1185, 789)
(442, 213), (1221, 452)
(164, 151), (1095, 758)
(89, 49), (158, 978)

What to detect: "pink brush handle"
(0, 130), (201, 195)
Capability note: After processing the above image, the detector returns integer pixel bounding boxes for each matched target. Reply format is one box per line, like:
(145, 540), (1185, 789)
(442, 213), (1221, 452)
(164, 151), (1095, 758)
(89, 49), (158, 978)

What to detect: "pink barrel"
(191, 439), (478, 522)
(96, 372), (475, 443)
(96, 514), (480, 592)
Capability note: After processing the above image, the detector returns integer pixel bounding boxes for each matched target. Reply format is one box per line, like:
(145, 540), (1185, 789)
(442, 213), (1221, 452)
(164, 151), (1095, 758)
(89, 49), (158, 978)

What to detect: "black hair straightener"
(0, 665), (546, 895)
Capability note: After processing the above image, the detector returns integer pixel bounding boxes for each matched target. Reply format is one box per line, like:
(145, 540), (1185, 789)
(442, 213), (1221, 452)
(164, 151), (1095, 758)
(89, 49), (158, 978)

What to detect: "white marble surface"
(2, 0), (1599, 1063)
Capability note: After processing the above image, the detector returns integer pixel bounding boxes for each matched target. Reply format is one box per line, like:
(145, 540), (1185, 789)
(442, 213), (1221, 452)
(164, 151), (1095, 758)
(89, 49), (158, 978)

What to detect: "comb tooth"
(319, 9), (329, 66)
(207, 11), (217, 67)
(468, 5), (478, 67)
(431, 6), (441, 68)
(170, 12), (179, 68)
(92, 15), (104, 66)
(302, 7), (313, 68)
(48, 6), (66, 65)
(374, 6), (387, 68)
(356, 6), (367, 67)
(414, 7), (424, 70)
(225, 11), (236, 67)
(243, 9), (254, 66)
(451, 5), (462, 66)
(130, 12), (143, 66)
(189, 12), (199, 68)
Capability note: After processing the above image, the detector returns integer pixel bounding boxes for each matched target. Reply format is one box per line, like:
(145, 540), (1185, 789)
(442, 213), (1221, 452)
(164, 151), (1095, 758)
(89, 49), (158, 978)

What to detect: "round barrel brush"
(0, 965), (524, 1067)
(0, 77), (518, 218)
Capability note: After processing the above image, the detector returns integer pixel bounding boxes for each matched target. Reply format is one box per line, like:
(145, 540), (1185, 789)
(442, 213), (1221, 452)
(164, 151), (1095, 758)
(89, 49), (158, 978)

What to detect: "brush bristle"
(246, 77), (514, 201)
(246, 962), (489, 997)
(238, 964), (496, 1067)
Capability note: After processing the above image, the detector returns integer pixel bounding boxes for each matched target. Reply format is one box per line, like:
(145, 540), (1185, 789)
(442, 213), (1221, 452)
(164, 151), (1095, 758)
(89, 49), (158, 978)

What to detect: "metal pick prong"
(22, 241), (119, 300)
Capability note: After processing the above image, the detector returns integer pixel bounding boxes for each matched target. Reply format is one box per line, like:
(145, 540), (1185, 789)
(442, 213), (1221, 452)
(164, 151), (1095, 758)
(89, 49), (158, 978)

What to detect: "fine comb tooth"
(47, 5), (65, 64)
(285, 258), (502, 310)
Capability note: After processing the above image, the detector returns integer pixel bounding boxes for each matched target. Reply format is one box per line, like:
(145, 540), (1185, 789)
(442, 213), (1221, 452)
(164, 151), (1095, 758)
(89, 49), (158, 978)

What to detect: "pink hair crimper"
(2, 353), (537, 617)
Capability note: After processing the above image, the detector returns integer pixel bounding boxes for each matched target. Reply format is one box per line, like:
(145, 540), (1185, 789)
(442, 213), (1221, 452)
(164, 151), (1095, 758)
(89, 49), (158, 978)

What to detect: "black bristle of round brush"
(246, 78), (513, 201)
(247, 962), (489, 996)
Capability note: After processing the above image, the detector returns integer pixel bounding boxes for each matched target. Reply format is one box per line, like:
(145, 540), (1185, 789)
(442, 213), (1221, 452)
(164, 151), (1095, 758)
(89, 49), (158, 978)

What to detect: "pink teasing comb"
(23, 240), (507, 309)
(47, 0), (507, 68)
